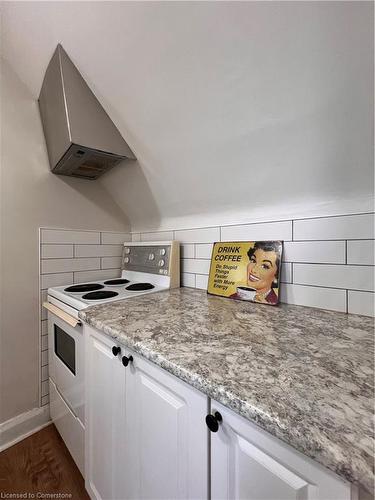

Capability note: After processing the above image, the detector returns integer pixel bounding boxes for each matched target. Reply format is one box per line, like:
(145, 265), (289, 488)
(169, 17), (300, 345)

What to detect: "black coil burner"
(82, 290), (119, 300)
(103, 279), (130, 286)
(126, 283), (155, 291)
(65, 283), (104, 293)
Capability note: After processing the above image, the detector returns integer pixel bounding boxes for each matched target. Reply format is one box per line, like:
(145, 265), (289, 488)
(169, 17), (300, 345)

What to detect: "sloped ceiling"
(1, 1), (373, 230)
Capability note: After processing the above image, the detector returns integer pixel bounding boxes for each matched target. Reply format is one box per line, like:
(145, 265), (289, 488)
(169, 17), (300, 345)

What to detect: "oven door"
(48, 310), (84, 425)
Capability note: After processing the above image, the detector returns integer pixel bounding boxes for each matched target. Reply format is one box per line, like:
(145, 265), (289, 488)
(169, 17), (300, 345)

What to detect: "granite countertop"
(79, 288), (374, 492)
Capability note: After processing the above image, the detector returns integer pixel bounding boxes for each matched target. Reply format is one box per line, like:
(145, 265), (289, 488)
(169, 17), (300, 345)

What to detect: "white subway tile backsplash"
(281, 284), (346, 312)
(181, 259), (211, 275)
(283, 241), (345, 264)
(133, 212), (373, 315)
(41, 350), (48, 367)
(141, 231), (174, 242)
(41, 272), (73, 289)
(74, 268), (121, 283)
(101, 256), (122, 269)
(221, 221), (292, 242)
(293, 214), (374, 241)
(41, 244), (74, 259)
(41, 335), (48, 351)
(41, 380), (49, 397)
(195, 244), (213, 259)
(181, 273), (196, 288)
(41, 320), (47, 336)
(293, 264), (374, 292)
(101, 232), (132, 244)
(195, 274), (209, 290)
(347, 240), (375, 265)
(75, 244), (123, 257)
(41, 258), (100, 274)
(41, 290), (48, 320)
(280, 263), (292, 284)
(181, 244), (195, 259)
(41, 229), (100, 244)
(41, 395), (49, 406)
(348, 291), (375, 317)
(175, 227), (220, 243)
(41, 365), (49, 382)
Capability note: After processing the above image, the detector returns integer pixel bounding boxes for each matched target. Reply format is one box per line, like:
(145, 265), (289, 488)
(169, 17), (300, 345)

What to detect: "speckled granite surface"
(79, 288), (374, 491)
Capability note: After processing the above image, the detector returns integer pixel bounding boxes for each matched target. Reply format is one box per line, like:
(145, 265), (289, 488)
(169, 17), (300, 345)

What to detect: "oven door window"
(54, 325), (76, 375)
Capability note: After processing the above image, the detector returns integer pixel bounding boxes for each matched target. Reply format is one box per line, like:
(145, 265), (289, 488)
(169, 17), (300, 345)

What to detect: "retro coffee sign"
(207, 241), (283, 305)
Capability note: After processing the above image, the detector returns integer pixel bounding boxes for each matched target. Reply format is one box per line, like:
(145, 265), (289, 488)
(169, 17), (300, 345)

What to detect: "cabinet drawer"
(49, 378), (84, 475)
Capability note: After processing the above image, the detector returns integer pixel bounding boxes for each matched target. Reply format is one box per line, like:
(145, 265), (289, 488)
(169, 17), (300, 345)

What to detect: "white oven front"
(48, 307), (85, 425)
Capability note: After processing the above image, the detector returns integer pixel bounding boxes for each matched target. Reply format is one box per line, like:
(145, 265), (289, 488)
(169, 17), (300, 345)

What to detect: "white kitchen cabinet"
(85, 325), (208, 500)
(85, 327), (125, 500)
(210, 400), (353, 500)
(119, 348), (208, 500)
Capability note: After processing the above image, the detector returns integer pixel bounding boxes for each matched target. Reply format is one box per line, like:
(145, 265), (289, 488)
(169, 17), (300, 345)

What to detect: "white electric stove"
(48, 241), (180, 316)
(44, 241), (180, 474)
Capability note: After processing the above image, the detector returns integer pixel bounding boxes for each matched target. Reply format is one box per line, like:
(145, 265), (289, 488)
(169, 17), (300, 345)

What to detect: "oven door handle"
(43, 302), (81, 328)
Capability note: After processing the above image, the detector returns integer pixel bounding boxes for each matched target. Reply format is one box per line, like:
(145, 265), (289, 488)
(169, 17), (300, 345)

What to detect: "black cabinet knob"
(122, 355), (133, 367)
(112, 346), (121, 356)
(205, 411), (223, 432)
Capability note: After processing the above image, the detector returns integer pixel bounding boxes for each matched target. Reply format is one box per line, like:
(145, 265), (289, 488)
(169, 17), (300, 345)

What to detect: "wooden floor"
(0, 424), (89, 499)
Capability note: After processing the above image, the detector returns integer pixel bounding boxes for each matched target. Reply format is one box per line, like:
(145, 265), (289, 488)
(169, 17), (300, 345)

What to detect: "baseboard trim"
(0, 406), (51, 452)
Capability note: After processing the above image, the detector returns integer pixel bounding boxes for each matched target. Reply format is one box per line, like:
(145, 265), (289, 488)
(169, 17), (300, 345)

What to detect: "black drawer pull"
(122, 355), (133, 367)
(206, 411), (222, 432)
(112, 346), (121, 356)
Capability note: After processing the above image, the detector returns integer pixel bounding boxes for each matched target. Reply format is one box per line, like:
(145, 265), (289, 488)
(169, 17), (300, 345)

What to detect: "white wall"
(1, 2), (373, 231)
(0, 60), (129, 423)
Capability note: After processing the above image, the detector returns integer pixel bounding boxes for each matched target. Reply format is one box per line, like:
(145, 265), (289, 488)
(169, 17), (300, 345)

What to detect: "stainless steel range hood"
(39, 44), (135, 180)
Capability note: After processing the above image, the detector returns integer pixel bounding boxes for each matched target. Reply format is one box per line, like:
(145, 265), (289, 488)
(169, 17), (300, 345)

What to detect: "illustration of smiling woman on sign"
(207, 241), (283, 306)
(230, 241), (282, 304)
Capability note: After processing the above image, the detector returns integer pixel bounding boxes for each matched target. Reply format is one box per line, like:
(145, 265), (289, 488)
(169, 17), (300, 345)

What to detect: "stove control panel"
(121, 242), (180, 286)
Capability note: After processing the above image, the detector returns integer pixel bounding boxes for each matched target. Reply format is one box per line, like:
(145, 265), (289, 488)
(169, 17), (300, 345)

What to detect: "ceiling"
(1, 1), (373, 230)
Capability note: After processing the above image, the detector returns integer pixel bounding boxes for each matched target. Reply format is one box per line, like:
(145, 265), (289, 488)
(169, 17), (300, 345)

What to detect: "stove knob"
(124, 257), (130, 263)
(160, 248), (166, 256)
(148, 253), (155, 261)
(124, 247), (130, 254)
(158, 259), (165, 267)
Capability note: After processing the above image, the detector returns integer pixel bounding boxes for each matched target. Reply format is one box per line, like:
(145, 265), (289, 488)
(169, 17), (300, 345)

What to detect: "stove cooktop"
(63, 281), (155, 298)
(48, 271), (170, 311)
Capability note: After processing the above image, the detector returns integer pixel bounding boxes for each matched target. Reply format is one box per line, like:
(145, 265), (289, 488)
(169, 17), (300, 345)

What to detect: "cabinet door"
(85, 327), (125, 500)
(119, 351), (208, 500)
(211, 401), (351, 500)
